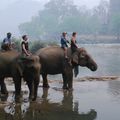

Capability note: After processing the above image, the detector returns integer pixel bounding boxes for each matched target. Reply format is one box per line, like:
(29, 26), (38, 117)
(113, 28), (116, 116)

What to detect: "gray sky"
(34, 0), (109, 8)
(0, 0), (109, 10)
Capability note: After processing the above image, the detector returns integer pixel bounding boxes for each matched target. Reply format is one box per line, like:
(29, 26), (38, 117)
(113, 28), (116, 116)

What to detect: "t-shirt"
(71, 39), (77, 52)
(61, 36), (68, 48)
(21, 40), (29, 53)
(3, 37), (11, 44)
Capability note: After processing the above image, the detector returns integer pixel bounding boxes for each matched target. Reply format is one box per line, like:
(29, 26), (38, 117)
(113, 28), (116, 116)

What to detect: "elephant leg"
(26, 78), (33, 100)
(32, 76), (40, 101)
(62, 73), (68, 89)
(63, 66), (73, 90)
(67, 70), (73, 90)
(42, 88), (49, 99)
(0, 77), (8, 95)
(42, 74), (49, 88)
(13, 76), (21, 101)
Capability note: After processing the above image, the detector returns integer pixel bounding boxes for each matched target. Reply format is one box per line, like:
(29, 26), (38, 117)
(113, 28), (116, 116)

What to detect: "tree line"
(19, 0), (120, 40)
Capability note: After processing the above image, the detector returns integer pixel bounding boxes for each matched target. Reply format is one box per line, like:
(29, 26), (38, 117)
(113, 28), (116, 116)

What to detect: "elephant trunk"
(74, 66), (79, 77)
(87, 58), (98, 71)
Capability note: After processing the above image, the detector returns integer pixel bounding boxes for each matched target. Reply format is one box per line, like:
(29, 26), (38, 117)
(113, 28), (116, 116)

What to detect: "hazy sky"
(34, 0), (109, 8)
(0, 0), (109, 38)
(0, 0), (109, 10)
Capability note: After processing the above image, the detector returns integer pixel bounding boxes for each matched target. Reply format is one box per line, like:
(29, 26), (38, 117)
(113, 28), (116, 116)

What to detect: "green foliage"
(19, 0), (105, 39)
(12, 38), (58, 53)
(30, 41), (46, 53)
(19, 0), (120, 39)
(109, 14), (120, 36)
(12, 38), (21, 51)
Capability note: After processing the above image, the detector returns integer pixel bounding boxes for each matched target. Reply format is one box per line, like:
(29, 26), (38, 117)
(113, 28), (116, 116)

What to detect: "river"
(0, 44), (120, 120)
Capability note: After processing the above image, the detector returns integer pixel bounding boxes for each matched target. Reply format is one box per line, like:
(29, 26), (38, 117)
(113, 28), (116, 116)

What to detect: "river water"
(0, 44), (120, 120)
(79, 44), (120, 77)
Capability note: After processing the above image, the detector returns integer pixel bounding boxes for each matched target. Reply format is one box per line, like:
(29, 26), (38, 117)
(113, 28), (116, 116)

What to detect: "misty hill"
(0, 0), (44, 38)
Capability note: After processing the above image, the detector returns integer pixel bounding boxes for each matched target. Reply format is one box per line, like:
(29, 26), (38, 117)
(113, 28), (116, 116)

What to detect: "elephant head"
(72, 48), (97, 71)
(17, 55), (41, 100)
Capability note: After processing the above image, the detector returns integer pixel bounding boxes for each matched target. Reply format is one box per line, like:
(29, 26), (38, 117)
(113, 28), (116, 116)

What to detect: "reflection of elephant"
(36, 46), (98, 89)
(0, 51), (41, 100)
(3, 88), (97, 120)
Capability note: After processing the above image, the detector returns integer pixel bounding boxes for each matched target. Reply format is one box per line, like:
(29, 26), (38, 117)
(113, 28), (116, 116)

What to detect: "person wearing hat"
(61, 32), (70, 59)
(1, 32), (13, 51)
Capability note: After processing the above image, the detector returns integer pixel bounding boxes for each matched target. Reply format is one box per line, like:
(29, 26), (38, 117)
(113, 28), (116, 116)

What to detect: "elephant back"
(0, 50), (20, 62)
(36, 46), (72, 58)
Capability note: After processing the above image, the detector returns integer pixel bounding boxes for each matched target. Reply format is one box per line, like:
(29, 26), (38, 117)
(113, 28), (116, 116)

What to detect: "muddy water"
(0, 44), (120, 120)
(0, 80), (120, 120)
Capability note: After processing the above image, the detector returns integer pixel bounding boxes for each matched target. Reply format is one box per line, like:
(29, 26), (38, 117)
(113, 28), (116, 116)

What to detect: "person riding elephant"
(36, 46), (97, 90)
(70, 32), (79, 76)
(71, 32), (78, 53)
(1, 32), (14, 51)
(21, 35), (31, 56)
(61, 32), (70, 59)
(0, 51), (41, 101)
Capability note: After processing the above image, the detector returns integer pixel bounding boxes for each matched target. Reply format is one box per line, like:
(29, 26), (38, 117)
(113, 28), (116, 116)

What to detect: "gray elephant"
(36, 46), (97, 89)
(0, 50), (41, 101)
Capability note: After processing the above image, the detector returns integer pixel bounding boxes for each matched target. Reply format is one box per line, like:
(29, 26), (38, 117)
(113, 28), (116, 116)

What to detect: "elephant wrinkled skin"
(36, 46), (97, 89)
(0, 51), (41, 101)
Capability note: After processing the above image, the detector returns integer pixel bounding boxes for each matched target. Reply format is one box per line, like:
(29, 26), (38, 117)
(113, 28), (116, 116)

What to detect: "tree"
(110, 0), (120, 15)
(110, 14), (120, 39)
(19, 0), (110, 40)
(93, 0), (109, 34)
(19, 0), (80, 39)
(109, 0), (120, 38)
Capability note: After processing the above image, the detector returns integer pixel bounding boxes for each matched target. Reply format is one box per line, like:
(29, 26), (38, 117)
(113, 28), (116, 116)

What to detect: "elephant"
(36, 46), (97, 89)
(0, 50), (41, 101)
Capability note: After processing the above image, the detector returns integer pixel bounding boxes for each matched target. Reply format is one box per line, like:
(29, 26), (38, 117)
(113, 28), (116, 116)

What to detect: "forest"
(19, 0), (120, 41)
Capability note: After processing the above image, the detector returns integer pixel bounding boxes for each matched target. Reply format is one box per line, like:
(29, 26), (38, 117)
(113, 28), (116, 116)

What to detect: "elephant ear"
(72, 54), (79, 64)
(17, 57), (33, 76)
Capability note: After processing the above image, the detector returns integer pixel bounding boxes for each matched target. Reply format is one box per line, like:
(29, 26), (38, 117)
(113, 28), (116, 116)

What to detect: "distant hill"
(0, 0), (44, 38)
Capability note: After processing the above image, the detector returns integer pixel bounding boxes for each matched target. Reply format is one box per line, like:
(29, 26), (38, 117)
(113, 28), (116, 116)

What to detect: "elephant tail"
(74, 66), (79, 77)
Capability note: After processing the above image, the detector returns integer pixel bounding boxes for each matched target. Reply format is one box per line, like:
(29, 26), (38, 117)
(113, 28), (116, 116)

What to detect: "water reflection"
(108, 80), (120, 100)
(3, 94), (30, 119)
(0, 88), (97, 120)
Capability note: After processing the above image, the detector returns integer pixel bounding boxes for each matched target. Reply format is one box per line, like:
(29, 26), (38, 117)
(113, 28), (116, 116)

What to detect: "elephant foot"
(63, 86), (68, 90)
(1, 91), (8, 96)
(43, 84), (50, 88)
(68, 88), (73, 91)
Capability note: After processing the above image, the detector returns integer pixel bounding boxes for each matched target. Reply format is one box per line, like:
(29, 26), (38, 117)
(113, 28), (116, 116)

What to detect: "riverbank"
(78, 35), (120, 44)
(4, 76), (120, 86)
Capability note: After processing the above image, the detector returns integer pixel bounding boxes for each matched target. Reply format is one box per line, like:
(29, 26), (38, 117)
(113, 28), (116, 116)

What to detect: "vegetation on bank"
(1, 34), (120, 54)
(11, 35), (120, 53)
(12, 38), (58, 53)
(19, 0), (120, 41)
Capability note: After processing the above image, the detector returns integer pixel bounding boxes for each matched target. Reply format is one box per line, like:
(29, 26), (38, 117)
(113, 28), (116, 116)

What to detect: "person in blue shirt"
(1, 32), (12, 51)
(61, 32), (69, 59)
